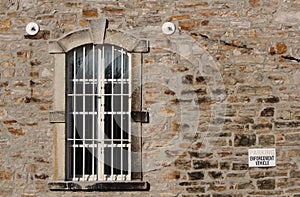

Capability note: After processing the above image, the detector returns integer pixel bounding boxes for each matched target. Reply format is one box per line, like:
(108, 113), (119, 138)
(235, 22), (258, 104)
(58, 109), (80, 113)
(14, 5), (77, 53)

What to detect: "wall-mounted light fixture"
(26, 22), (40, 36)
(162, 22), (176, 35)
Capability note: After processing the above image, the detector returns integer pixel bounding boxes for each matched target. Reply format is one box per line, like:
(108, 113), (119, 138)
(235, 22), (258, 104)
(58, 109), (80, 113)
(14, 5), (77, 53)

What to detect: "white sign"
(248, 148), (276, 167)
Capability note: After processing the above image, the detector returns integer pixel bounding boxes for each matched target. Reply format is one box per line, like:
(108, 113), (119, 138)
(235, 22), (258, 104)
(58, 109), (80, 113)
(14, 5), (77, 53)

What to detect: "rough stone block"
(234, 134), (256, 147)
(161, 169), (180, 181)
(193, 160), (218, 169)
(0, 171), (13, 181)
(257, 179), (275, 190)
(188, 171), (204, 180)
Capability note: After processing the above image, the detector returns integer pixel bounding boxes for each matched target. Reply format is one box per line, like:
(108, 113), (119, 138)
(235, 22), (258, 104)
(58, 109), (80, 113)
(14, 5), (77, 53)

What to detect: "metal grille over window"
(66, 44), (131, 181)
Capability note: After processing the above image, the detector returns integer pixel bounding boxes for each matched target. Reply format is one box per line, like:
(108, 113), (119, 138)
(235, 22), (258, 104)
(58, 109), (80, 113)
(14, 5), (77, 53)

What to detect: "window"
(48, 19), (149, 191)
(66, 44), (131, 181)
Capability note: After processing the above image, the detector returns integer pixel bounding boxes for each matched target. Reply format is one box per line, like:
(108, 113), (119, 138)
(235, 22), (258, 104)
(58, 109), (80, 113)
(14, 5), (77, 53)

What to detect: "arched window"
(48, 19), (149, 191)
(66, 44), (131, 181)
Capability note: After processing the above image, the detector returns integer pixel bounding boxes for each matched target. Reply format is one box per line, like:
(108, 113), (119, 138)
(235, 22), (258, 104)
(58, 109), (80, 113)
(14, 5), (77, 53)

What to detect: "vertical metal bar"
(111, 46), (114, 180)
(128, 52), (132, 180)
(98, 47), (104, 181)
(92, 45), (95, 180)
(82, 46), (86, 180)
(120, 49), (124, 180)
(73, 50), (77, 181)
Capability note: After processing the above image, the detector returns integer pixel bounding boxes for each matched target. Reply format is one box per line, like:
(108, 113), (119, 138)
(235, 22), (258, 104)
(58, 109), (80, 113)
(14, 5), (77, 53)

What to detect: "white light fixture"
(26, 22), (40, 35)
(162, 22), (176, 35)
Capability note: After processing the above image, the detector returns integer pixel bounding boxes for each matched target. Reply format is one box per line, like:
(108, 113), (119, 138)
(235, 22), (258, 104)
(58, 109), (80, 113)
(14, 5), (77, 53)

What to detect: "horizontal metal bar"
(68, 112), (130, 114)
(67, 94), (130, 96)
(68, 143), (130, 148)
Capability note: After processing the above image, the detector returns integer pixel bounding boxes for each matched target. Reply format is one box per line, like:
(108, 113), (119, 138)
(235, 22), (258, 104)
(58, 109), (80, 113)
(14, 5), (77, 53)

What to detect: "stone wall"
(0, 0), (300, 196)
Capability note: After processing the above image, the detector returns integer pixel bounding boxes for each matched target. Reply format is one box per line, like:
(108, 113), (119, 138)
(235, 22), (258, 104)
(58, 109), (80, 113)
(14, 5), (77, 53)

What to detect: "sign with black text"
(248, 148), (276, 167)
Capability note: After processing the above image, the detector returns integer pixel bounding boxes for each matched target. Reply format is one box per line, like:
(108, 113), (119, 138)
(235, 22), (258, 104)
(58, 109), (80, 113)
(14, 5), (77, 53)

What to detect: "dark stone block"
(175, 159), (191, 170)
(232, 163), (249, 170)
(234, 134), (256, 147)
(188, 171), (204, 180)
(182, 75), (194, 84)
(194, 97), (212, 104)
(179, 181), (199, 186)
(275, 121), (300, 128)
(34, 173), (49, 180)
(209, 171), (223, 179)
(188, 152), (213, 158)
(186, 186), (205, 193)
(261, 107), (275, 117)
(252, 123), (273, 130)
(257, 179), (275, 190)
(257, 96), (280, 103)
(193, 160), (218, 169)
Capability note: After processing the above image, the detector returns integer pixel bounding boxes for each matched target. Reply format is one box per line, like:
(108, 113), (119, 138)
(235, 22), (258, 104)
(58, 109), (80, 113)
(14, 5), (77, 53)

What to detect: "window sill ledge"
(48, 181), (150, 192)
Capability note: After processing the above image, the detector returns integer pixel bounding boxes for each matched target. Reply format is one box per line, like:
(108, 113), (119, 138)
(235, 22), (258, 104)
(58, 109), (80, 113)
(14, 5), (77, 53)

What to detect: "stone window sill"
(48, 181), (150, 192)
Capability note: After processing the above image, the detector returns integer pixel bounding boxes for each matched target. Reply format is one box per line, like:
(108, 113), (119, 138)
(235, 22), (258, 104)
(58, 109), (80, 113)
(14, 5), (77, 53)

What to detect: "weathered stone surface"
(1, 0), (300, 196)
(161, 169), (180, 181)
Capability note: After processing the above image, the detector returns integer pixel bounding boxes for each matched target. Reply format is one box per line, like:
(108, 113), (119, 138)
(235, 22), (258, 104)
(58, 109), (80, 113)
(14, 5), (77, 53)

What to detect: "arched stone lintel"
(49, 19), (148, 54)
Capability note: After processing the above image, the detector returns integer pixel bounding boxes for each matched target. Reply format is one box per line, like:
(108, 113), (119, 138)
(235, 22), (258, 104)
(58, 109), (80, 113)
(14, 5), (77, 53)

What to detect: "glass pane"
(104, 114), (111, 140)
(85, 45), (94, 79)
(85, 115), (94, 139)
(85, 96), (94, 112)
(123, 54), (129, 79)
(113, 147), (121, 174)
(75, 83), (83, 94)
(113, 55), (122, 80)
(105, 83), (112, 94)
(113, 96), (121, 111)
(75, 147), (83, 176)
(75, 96), (83, 112)
(85, 147), (93, 175)
(123, 96), (129, 112)
(123, 84), (129, 94)
(104, 96), (111, 112)
(104, 46), (112, 80)
(122, 147), (129, 174)
(123, 114), (129, 140)
(85, 84), (95, 94)
(104, 147), (111, 175)
(75, 115), (83, 140)
(75, 49), (83, 79)
(113, 84), (121, 94)
(113, 115), (122, 141)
